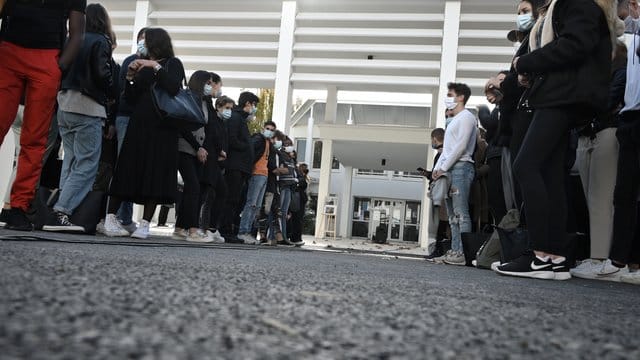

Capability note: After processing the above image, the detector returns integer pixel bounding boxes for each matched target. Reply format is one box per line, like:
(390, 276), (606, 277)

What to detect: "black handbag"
(151, 63), (205, 131)
(495, 226), (530, 263)
(461, 226), (492, 267)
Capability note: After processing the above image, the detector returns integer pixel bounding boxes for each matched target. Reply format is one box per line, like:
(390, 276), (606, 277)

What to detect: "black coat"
(516, 0), (612, 113)
(225, 107), (254, 174)
(60, 32), (114, 107)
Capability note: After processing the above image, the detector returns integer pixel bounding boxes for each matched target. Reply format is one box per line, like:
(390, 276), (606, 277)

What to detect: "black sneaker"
(494, 253), (555, 280)
(291, 239), (305, 247)
(0, 208), (9, 227)
(425, 248), (445, 262)
(5, 208), (34, 231)
(551, 257), (572, 281)
(42, 212), (85, 233)
(223, 235), (244, 244)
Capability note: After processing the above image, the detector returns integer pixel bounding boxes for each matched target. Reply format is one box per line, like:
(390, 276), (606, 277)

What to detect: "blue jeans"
(279, 185), (292, 240)
(445, 161), (475, 253)
(115, 115), (133, 225)
(54, 110), (102, 215)
(238, 175), (268, 234)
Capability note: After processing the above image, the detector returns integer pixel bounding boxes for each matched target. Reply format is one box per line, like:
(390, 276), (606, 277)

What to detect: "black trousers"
(513, 107), (573, 256)
(486, 147), (507, 222)
(610, 112), (640, 265)
(510, 110), (533, 209)
(289, 199), (306, 242)
(200, 166), (227, 231)
(177, 152), (201, 229)
(220, 169), (248, 235)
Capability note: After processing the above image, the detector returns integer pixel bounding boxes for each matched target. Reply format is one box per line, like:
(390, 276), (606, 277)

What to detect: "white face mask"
(137, 39), (148, 57)
(284, 146), (295, 153)
(274, 140), (283, 149)
(444, 97), (458, 110)
(517, 13), (534, 32)
(203, 84), (213, 96)
(262, 129), (274, 139)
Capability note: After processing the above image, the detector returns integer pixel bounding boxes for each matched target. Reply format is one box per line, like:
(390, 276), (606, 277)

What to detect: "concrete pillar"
(324, 85), (338, 124)
(418, 178), (433, 249)
(314, 139), (333, 238)
(132, 0), (151, 54)
(434, 1), (461, 130)
(0, 130), (16, 205)
(273, 1), (297, 131)
(304, 104), (315, 166)
(339, 166), (354, 238)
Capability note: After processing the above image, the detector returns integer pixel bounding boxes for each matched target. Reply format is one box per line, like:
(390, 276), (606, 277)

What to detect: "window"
(351, 197), (371, 238)
(393, 171), (423, 179)
(403, 202), (421, 242)
(296, 139), (306, 164)
(357, 169), (386, 176)
(312, 141), (340, 169)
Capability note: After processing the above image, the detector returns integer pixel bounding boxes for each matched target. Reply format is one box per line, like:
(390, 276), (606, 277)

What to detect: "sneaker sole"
(443, 260), (466, 266)
(5, 224), (34, 231)
(131, 233), (149, 239)
(554, 272), (572, 281)
(42, 225), (85, 233)
(186, 239), (214, 243)
(495, 269), (555, 280)
(104, 231), (130, 237)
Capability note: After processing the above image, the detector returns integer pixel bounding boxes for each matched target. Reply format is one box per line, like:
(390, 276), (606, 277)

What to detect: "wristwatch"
(153, 63), (163, 73)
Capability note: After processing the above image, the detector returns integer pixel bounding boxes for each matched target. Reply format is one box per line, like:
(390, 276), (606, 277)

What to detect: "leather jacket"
(60, 32), (114, 106)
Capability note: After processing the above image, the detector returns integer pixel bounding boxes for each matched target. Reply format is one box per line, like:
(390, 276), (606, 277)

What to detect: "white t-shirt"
(434, 109), (477, 172)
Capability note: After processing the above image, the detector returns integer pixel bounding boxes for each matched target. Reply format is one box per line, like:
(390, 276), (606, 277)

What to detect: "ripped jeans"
(445, 161), (475, 253)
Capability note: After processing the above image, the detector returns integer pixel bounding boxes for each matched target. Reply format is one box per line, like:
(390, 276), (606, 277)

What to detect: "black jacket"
(60, 32), (114, 107)
(497, 35), (530, 143)
(250, 133), (277, 171)
(225, 107), (254, 174)
(516, 0), (611, 113)
(117, 54), (139, 117)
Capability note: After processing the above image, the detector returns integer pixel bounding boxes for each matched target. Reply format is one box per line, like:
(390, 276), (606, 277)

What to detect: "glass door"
(389, 200), (405, 241)
(370, 199), (389, 242)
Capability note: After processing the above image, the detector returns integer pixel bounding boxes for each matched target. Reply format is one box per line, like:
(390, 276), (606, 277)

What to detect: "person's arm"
(58, 9), (85, 73)
(608, 68), (627, 113)
(156, 57), (183, 96)
(516, 2), (604, 75)
(92, 39), (114, 98)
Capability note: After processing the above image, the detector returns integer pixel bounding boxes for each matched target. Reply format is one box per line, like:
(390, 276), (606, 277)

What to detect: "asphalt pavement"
(1, 233), (639, 359)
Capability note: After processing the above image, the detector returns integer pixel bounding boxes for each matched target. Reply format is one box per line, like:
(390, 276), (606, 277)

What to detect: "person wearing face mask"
(104, 28), (187, 239)
(199, 95), (233, 243)
(432, 83), (477, 266)
(219, 91), (260, 242)
(236, 121), (278, 244)
(270, 136), (299, 245)
(495, 0), (618, 280)
(169, 70), (221, 243)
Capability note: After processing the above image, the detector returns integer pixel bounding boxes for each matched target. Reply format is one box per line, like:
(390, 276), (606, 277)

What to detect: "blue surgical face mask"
(203, 84), (213, 96)
(274, 140), (283, 149)
(221, 109), (232, 120)
(215, 89), (222, 98)
(137, 39), (148, 57)
(445, 116), (454, 128)
(262, 129), (274, 139)
(517, 13), (534, 32)
(250, 105), (257, 115)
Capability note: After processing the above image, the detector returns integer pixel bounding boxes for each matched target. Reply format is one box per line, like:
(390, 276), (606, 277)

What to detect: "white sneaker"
(121, 221), (138, 235)
(186, 230), (213, 243)
(595, 260), (626, 282)
(237, 233), (258, 245)
(490, 261), (502, 271)
(443, 251), (466, 266)
(570, 259), (602, 279)
(131, 220), (150, 239)
(96, 219), (106, 235)
(172, 228), (187, 240)
(207, 230), (225, 244)
(104, 214), (130, 237)
(432, 250), (453, 264)
(620, 270), (640, 285)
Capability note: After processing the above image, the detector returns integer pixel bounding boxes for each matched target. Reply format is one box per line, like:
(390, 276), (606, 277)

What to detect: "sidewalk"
(301, 235), (429, 258)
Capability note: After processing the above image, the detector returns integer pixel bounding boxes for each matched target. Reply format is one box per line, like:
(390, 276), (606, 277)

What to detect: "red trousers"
(0, 41), (61, 211)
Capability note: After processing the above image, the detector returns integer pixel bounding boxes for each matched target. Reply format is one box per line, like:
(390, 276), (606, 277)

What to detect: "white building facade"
(0, 0), (520, 247)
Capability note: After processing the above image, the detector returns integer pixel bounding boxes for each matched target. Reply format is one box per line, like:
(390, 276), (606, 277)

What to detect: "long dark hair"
(85, 3), (111, 35)
(188, 70), (212, 99)
(144, 28), (175, 60)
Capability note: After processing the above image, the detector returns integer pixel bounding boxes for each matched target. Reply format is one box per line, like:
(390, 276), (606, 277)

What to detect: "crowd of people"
(0, 0), (639, 284)
(424, 0), (640, 285)
(0, 1), (309, 246)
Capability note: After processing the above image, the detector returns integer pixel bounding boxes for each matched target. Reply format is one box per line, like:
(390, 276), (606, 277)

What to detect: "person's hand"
(518, 74), (531, 88)
(631, 0), (639, 19)
(197, 147), (208, 163)
(433, 170), (445, 179)
(104, 125), (116, 140)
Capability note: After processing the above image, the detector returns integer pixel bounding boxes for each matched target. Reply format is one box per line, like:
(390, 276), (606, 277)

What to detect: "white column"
(314, 139), (333, 238)
(324, 85), (338, 124)
(131, 0), (151, 54)
(418, 179), (433, 249)
(304, 104), (314, 166)
(339, 166), (354, 238)
(272, 1), (297, 131)
(0, 131), (16, 204)
(434, 1), (461, 130)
